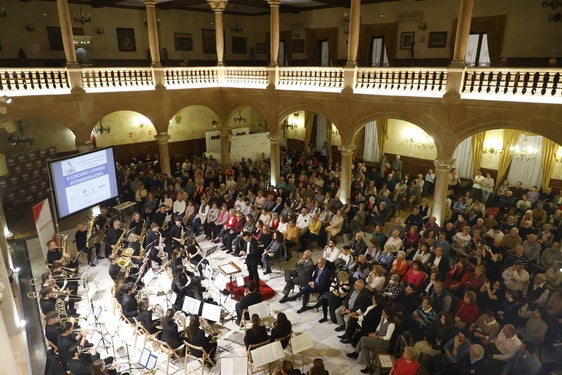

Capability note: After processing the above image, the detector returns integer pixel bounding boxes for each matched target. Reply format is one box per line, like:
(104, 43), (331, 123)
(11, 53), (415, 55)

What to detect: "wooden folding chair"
(184, 341), (216, 375)
(133, 317), (161, 350)
(246, 339), (271, 375)
(153, 338), (185, 375)
(275, 331), (294, 362)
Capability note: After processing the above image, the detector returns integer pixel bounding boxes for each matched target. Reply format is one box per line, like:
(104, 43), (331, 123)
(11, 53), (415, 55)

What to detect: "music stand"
(138, 347), (158, 371)
(250, 341), (284, 370)
(182, 296), (201, 315)
(201, 302), (221, 323)
(220, 356), (248, 375)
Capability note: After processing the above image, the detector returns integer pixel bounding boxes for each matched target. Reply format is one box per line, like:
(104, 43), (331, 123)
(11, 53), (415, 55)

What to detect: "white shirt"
(296, 213), (311, 230)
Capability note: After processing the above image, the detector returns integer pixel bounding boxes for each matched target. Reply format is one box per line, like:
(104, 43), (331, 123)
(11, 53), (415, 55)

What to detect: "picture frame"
(400, 32), (415, 50)
(202, 29), (216, 54)
(174, 32), (193, 51)
(292, 39), (305, 53)
(428, 31), (448, 48)
(116, 28), (136, 52)
(232, 36), (247, 54)
(256, 43), (265, 54)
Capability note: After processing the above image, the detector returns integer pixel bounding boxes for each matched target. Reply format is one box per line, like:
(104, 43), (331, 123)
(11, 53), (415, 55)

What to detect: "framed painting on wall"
(174, 32), (193, 51)
(428, 31), (448, 48)
(400, 32), (415, 50)
(116, 28), (136, 52)
(256, 43), (265, 54)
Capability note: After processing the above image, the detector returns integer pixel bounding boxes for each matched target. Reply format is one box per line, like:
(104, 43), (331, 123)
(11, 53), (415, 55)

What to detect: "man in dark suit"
(241, 231), (261, 284)
(288, 258), (332, 313)
(271, 196), (284, 214)
(334, 279), (372, 331)
(339, 293), (384, 345)
(235, 280), (263, 325)
(279, 250), (315, 303)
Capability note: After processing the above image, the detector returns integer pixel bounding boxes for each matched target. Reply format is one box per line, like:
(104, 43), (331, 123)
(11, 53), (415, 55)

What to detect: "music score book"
(183, 296), (201, 315)
(248, 301), (270, 319)
(291, 331), (313, 354)
(220, 356), (248, 374)
(250, 341), (285, 368)
(139, 347), (158, 370)
(202, 302), (221, 322)
(378, 354), (394, 368)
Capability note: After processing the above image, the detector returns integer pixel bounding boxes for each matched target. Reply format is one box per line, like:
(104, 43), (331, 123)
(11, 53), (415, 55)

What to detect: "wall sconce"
(404, 135), (435, 151)
(418, 21), (428, 31)
(92, 120), (110, 135)
(0, 7), (6, 17)
(331, 125), (339, 137)
(25, 24), (35, 32)
(230, 18), (244, 33)
(174, 114), (182, 124)
(211, 120), (218, 128)
(233, 112), (247, 123)
(73, 7), (92, 26)
(483, 146), (502, 155)
(95, 27), (104, 35)
(0, 96), (12, 115)
(8, 121), (34, 146)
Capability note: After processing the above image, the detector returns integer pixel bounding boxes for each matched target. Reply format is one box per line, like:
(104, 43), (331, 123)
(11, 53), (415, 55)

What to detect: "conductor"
(240, 231), (261, 284)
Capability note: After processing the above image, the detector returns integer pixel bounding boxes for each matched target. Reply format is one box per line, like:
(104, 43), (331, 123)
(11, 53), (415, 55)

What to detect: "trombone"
(30, 275), (84, 286)
(27, 289), (81, 300)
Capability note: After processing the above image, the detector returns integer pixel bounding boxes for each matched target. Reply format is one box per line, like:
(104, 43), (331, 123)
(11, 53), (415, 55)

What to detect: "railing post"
(343, 66), (356, 94)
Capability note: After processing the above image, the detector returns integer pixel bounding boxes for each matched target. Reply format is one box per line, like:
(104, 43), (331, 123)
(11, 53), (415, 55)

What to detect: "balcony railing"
(0, 68), (70, 96)
(82, 67), (154, 92)
(0, 65), (561, 105)
(355, 67), (448, 98)
(461, 68), (562, 104)
(163, 67), (219, 89)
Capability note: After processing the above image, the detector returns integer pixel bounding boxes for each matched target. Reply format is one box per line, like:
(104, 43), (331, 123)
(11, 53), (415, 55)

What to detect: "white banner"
(33, 198), (56, 261)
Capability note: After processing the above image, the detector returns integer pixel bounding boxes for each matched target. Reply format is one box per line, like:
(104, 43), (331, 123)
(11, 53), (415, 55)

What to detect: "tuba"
(57, 233), (69, 258)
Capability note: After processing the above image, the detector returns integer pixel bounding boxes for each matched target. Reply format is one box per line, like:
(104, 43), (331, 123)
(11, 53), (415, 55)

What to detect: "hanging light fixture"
(73, 7), (92, 26)
(510, 133), (537, 161)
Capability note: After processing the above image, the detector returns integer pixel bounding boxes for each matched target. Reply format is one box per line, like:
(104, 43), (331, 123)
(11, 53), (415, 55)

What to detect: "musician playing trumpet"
(104, 220), (124, 258)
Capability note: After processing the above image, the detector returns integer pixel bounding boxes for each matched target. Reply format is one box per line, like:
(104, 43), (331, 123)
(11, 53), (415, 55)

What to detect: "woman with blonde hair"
(389, 346), (419, 375)
(314, 271), (350, 324)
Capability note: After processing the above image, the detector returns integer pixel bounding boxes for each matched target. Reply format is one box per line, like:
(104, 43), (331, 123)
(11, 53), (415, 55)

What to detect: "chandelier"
(8, 121), (34, 146)
(92, 120), (110, 135)
(510, 134), (537, 161)
(405, 135), (435, 151)
(73, 7), (91, 26)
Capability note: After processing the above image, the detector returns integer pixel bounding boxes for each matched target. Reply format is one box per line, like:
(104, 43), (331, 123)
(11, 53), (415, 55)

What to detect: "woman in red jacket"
(453, 290), (480, 328)
(402, 260), (427, 290)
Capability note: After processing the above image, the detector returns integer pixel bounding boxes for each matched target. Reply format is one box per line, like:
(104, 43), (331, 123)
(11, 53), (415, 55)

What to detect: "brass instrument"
(152, 304), (165, 319)
(174, 311), (188, 331)
(139, 220), (148, 257)
(111, 230), (126, 257)
(116, 257), (131, 269)
(93, 217), (111, 246)
(122, 248), (134, 257)
(56, 298), (68, 320)
(27, 289), (71, 298)
(86, 217), (96, 248)
(200, 318), (220, 342)
(30, 276), (84, 286)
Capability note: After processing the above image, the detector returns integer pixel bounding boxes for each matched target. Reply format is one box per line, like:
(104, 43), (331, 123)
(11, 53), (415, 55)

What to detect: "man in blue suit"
(288, 258), (332, 313)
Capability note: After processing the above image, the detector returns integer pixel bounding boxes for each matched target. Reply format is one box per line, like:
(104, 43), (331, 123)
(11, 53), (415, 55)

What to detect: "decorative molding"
(434, 159), (455, 170)
(207, 0), (228, 13)
(154, 132), (171, 144)
(338, 145), (355, 155)
(267, 0), (282, 6)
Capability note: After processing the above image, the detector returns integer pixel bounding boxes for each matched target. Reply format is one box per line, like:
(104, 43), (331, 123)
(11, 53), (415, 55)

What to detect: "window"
(370, 36), (389, 67)
(320, 40), (330, 66)
(279, 41), (287, 66)
(466, 33), (490, 67)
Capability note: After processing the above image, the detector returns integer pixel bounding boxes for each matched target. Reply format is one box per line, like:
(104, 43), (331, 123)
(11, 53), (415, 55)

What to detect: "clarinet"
(133, 251), (151, 291)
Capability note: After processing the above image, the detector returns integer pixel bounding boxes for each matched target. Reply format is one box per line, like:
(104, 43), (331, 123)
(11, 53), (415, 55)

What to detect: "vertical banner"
(33, 198), (56, 261)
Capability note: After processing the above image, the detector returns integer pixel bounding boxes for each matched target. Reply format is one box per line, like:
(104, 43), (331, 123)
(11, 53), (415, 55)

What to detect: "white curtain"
(363, 121), (379, 162)
(316, 115), (327, 152)
(507, 135), (543, 189)
(453, 136), (474, 179)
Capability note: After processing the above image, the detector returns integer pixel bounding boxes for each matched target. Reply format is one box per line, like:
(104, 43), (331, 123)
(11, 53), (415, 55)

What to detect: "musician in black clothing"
(145, 222), (165, 266)
(184, 315), (217, 365)
(185, 236), (209, 276)
(46, 240), (62, 265)
(244, 313), (269, 348)
(119, 282), (138, 323)
(152, 204), (168, 228)
(94, 207), (112, 258)
(39, 286), (58, 315)
(160, 308), (184, 350)
(172, 265), (202, 309)
(169, 216), (185, 249)
(241, 231), (261, 284)
(128, 212), (144, 235)
(137, 299), (160, 334)
(67, 345), (94, 375)
(44, 310), (62, 344)
(57, 322), (93, 365)
(51, 261), (79, 315)
(235, 280), (263, 325)
(104, 220), (124, 258)
(74, 223), (92, 265)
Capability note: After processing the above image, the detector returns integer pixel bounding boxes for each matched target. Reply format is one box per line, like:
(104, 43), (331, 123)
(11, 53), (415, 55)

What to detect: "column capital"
(207, 0), (228, 12)
(155, 132), (171, 144)
(268, 134), (280, 143)
(143, 0), (156, 7)
(338, 145), (356, 155)
(434, 159), (455, 170)
(220, 127), (231, 136)
(267, 0), (282, 6)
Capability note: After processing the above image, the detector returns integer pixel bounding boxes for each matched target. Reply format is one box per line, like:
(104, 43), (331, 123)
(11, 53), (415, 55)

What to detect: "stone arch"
(225, 105), (267, 134)
(92, 110), (157, 148)
(167, 104), (220, 142)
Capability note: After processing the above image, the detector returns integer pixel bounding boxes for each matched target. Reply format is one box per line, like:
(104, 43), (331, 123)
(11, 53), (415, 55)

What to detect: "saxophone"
(139, 220), (147, 257)
(85, 217), (95, 248)
(93, 217), (111, 245)
(112, 230), (126, 256)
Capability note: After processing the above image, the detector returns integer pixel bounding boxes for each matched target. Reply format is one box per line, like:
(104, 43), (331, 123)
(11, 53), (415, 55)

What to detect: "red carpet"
(226, 276), (276, 301)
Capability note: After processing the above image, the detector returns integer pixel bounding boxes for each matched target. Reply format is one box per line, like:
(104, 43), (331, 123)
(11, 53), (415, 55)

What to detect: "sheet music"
(250, 341), (285, 368)
(204, 265), (213, 280)
(214, 273), (228, 289)
(146, 354), (158, 370)
(94, 305), (102, 320)
(220, 356), (248, 374)
(202, 302), (221, 322)
(183, 296), (201, 315)
(139, 348), (151, 367)
(291, 331), (313, 354)
(143, 268), (155, 284)
(235, 275), (245, 287)
(248, 301), (270, 318)
(378, 354), (394, 368)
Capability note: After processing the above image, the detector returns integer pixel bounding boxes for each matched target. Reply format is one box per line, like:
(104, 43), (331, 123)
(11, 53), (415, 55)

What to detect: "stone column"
(144, 0), (165, 89)
(338, 145), (355, 203)
(220, 128), (231, 166)
(207, 0), (228, 66)
(56, 0), (84, 93)
(451, 0), (474, 65)
(269, 134), (280, 187)
(433, 159), (455, 226)
(268, 0), (282, 66)
(155, 132), (171, 177)
(345, 0), (361, 67)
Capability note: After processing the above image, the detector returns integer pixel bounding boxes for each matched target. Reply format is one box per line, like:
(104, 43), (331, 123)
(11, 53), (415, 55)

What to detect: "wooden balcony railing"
(163, 67), (219, 89)
(0, 69), (70, 96)
(0, 65), (561, 105)
(355, 67), (448, 97)
(82, 68), (154, 92)
(462, 68), (562, 103)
